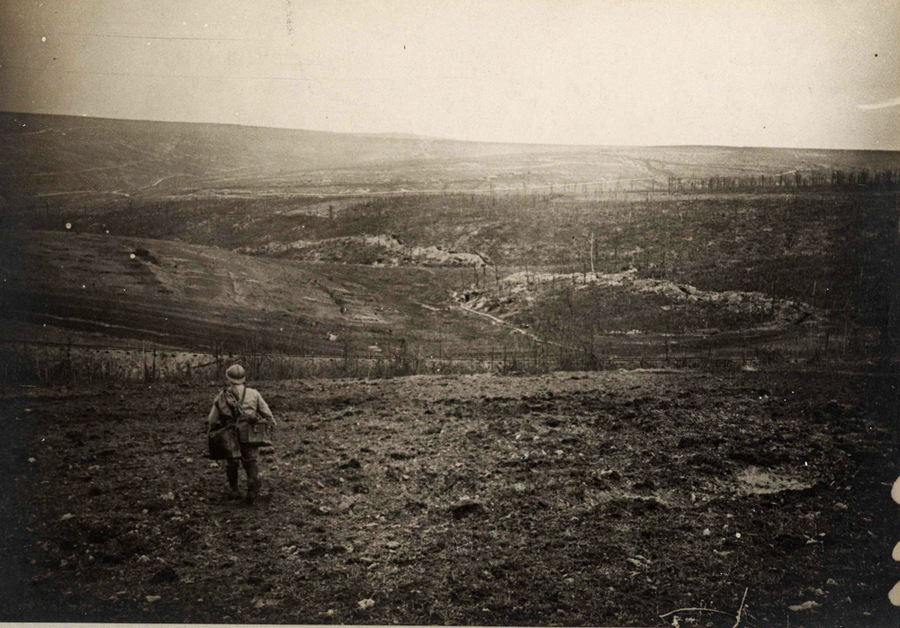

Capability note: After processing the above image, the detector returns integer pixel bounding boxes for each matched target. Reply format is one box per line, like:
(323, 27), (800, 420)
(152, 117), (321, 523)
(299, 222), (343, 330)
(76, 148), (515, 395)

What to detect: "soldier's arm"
(256, 393), (276, 426)
(207, 399), (221, 431)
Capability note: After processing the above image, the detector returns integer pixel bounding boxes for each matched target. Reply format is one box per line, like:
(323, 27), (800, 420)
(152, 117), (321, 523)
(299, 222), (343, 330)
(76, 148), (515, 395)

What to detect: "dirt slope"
(0, 230), (401, 352)
(0, 229), (525, 358)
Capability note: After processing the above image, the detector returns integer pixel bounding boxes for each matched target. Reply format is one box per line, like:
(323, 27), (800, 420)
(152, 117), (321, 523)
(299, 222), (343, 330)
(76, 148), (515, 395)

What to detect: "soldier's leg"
(225, 457), (241, 498)
(241, 444), (261, 504)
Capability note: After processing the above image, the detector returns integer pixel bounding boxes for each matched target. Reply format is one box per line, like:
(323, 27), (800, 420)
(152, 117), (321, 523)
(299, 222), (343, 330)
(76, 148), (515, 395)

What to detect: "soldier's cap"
(226, 364), (246, 384)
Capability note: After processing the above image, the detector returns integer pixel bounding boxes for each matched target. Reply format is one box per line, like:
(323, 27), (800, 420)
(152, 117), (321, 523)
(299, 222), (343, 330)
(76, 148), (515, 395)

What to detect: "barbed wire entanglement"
(0, 329), (892, 386)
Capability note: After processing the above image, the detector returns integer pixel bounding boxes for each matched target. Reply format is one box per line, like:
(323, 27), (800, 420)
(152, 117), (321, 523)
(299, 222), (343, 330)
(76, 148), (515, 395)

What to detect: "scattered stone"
(826, 578), (839, 587)
(789, 600), (820, 612)
(357, 598), (375, 610)
(145, 595), (161, 603)
(60, 513), (75, 521)
(702, 528), (711, 536)
(627, 555), (652, 569)
(160, 492), (175, 501)
(340, 458), (361, 469)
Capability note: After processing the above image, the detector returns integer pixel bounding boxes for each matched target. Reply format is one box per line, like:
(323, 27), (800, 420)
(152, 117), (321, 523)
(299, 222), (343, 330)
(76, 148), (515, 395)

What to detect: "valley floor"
(1, 368), (898, 626)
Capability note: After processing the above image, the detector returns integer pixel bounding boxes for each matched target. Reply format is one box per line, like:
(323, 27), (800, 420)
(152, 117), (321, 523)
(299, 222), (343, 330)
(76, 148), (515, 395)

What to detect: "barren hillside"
(4, 112), (899, 209)
(0, 230), (505, 355)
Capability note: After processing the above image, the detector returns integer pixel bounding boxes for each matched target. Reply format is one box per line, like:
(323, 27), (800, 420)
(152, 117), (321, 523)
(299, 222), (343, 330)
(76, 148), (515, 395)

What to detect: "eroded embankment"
(456, 267), (820, 330)
(240, 234), (489, 267)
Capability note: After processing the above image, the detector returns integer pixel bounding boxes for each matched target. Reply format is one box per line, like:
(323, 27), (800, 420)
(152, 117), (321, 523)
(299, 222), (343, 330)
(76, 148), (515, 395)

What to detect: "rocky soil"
(1, 367), (898, 626)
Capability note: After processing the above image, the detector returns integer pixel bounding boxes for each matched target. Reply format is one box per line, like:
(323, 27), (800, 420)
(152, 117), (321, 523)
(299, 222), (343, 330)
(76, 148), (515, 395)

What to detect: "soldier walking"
(207, 364), (276, 504)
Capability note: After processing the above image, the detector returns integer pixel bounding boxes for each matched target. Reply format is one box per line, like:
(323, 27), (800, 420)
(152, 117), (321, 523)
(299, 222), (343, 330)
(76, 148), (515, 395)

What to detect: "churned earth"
(1, 368), (898, 626)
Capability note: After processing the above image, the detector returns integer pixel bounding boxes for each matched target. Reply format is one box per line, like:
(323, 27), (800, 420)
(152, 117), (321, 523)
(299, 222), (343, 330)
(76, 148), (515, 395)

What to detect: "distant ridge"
(2, 111), (899, 210)
(351, 131), (441, 141)
(12, 110), (900, 152)
(0, 111), (560, 205)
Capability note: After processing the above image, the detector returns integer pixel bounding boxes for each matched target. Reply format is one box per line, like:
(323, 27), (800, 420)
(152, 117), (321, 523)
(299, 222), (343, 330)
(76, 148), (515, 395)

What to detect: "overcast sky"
(1, 0), (898, 149)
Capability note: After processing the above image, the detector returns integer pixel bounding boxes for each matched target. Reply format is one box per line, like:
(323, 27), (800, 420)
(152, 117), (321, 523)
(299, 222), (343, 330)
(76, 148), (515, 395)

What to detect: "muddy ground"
(1, 367), (899, 626)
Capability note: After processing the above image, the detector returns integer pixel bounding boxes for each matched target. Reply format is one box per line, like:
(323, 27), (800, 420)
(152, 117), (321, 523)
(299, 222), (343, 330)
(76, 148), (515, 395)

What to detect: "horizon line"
(2, 109), (899, 154)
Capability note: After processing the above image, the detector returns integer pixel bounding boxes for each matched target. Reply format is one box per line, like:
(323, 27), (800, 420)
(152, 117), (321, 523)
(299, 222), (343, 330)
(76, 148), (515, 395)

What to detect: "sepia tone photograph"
(1, 0), (899, 626)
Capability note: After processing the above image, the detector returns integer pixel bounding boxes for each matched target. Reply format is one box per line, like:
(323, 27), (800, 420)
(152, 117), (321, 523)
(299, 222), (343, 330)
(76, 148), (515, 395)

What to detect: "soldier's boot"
(226, 465), (241, 499)
(244, 460), (260, 505)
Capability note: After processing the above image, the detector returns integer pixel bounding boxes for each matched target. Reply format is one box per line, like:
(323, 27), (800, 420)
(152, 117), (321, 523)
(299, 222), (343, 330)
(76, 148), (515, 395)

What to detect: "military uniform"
(207, 365), (276, 504)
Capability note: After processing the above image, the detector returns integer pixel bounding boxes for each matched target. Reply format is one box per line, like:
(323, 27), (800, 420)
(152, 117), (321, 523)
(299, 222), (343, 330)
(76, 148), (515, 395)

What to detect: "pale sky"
(1, 0), (898, 149)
